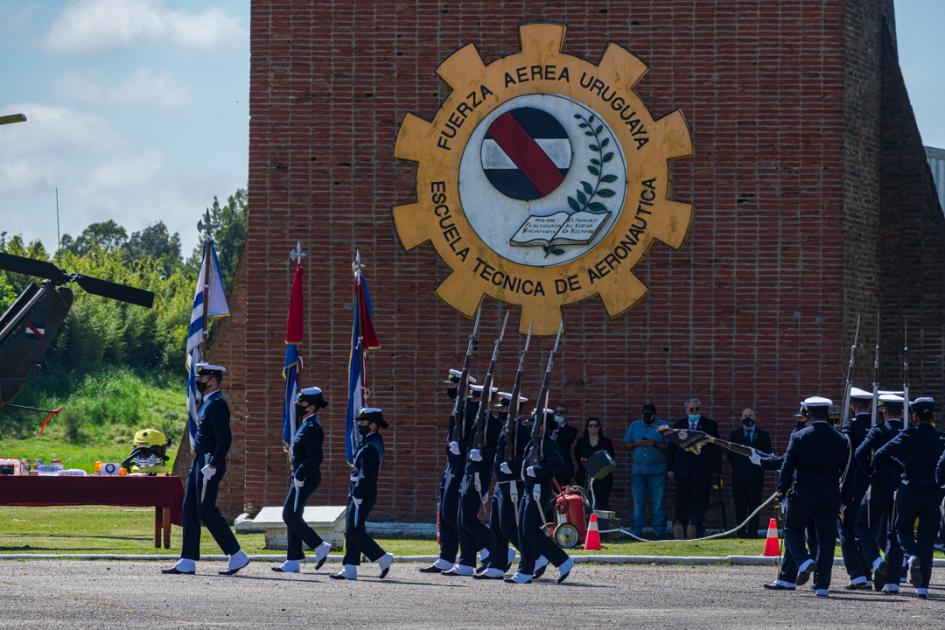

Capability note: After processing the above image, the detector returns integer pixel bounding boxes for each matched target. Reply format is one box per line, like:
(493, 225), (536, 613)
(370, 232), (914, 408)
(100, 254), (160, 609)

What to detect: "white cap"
(300, 386), (323, 396)
(879, 393), (904, 404)
(495, 391), (528, 407)
(470, 384), (498, 394)
(912, 396), (935, 405)
(849, 387), (873, 400)
(801, 396), (832, 408)
(445, 369), (478, 385)
(194, 362), (226, 374)
(878, 389), (904, 396)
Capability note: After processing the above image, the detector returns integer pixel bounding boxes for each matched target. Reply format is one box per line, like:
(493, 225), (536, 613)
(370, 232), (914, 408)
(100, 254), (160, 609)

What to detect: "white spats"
(276, 559), (300, 573)
(378, 553), (394, 579)
(175, 558), (196, 573)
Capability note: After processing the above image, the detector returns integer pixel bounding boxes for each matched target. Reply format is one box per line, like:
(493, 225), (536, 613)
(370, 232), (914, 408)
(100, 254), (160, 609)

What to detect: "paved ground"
(0, 560), (942, 628)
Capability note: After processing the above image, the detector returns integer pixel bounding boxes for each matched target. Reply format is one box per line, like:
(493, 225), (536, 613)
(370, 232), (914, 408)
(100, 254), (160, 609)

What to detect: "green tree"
(124, 222), (182, 277)
(62, 220), (128, 256)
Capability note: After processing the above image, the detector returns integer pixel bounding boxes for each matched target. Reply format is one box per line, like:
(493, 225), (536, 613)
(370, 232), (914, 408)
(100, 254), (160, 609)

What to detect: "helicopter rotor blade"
(0, 253), (66, 283)
(74, 275), (154, 308)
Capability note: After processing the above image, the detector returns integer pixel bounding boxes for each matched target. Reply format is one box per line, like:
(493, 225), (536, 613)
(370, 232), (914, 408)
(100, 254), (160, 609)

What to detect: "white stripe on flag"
(481, 138), (572, 169)
(186, 240), (230, 355)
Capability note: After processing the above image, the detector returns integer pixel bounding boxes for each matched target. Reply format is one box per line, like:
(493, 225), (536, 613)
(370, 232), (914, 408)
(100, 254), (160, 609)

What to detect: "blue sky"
(0, 1), (942, 255)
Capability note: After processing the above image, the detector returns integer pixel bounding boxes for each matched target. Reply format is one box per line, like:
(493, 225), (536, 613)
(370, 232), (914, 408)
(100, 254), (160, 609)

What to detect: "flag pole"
(197, 209), (216, 355)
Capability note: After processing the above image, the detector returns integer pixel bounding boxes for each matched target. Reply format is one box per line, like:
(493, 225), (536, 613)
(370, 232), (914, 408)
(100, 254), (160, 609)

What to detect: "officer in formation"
(273, 386), (332, 573)
(477, 391), (529, 580)
(507, 408), (575, 584)
(420, 370), (478, 574)
(873, 397), (945, 599)
(837, 387), (873, 589)
(332, 407), (394, 580)
(163, 362), (250, 576)
(776, 396), (850, 597)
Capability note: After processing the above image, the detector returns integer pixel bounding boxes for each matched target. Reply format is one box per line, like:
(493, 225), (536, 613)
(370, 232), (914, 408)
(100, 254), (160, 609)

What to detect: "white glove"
(352, 496), (363, 506)
(532, 486), (541, 502)
(449, 441), (460, 456)
(200, 464), (216, 480)
(526, 466), (537, 478)
(293, 477), (305, 489)
(749, 448), (762, 467)
(500, 462), (512, 475)
(780, 499), (789, 516)
(469, 449), (483, 462)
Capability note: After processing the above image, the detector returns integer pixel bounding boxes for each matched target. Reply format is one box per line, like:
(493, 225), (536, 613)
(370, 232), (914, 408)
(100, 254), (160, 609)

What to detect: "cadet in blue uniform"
(476, 391), (529, 580)
(332, 407), (394, 581)
(420, 370), (479, 574)
(273, 386), (332, 573)
(163, 362), (249, 576)
(448, 383), (501, 576)
(507, 409), (574, 585)
(875, 397), (945, 599)
(838, 387), (874, 589)
(776, 396), (850, 597)
(854, 393), (905, 592)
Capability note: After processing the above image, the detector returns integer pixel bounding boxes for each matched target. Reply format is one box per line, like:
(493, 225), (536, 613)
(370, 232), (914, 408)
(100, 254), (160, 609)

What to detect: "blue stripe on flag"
(186, 349), (200, 451)
(345, 296), (362, 465)
(283, 345), (300, 444)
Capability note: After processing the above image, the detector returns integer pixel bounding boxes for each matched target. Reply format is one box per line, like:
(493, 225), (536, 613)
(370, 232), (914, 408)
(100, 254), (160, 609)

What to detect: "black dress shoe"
(418, 564), (446, 573)
(219, 560), (250, 576)
(873, 559), (888, 590)
(533, 565), (547, 579)
(795, 564), (813, 587)
(161, 567), (195, 575)
(763, 582), (796, 591)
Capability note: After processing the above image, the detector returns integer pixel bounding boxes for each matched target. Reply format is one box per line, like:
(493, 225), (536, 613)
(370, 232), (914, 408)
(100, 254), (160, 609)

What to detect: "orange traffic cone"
(584, 513), (602, 551)
(762, 518), (780, 557)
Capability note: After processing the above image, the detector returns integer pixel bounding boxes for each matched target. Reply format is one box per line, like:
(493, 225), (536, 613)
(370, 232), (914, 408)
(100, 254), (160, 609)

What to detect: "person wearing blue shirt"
(623, 403), (669, 538)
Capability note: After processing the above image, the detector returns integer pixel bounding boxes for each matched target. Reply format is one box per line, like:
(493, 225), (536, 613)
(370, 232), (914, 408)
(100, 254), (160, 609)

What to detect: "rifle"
(903, 319), (910, 430)
(657, 425), (755, 459)
(474, 312), (510, 449)
(529, 322), (564, 466)
(451, 307), (481, 442)
(840, 313), (861, 427)
(870, 314), (880, 427)
(505, 321), (533, 461)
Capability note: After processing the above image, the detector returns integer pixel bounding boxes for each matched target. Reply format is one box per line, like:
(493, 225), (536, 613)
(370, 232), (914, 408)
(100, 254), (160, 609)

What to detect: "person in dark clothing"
(854, 393), (905, 593)
(575, 417), (615, 510)
(667, 397), (721, 538)
(420, 370), (478, 574)
(163, 362), (249, 576)
(837, 387), (874, 589)
(875, 397), (945, 600)
(777, 396), (850, 597)
(727, 408), (772, 538)
(332, 407), (394, 580)
(507, 409), (574, 584)
(273, 386), (332, 573)
(551, 404), (578, 487)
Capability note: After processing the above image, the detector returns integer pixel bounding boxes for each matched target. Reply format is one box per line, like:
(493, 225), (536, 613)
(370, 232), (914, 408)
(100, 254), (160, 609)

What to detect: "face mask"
(687, 414), (700, 422)
(196, 380), (209, 394)
(643, 414), (655, 424)
(446, 387), (457, 400)
(358, 424), (371, 437)
(555, 415), (564, 424)
(742, 417), (755, 428)
(295, 403), (308, 417)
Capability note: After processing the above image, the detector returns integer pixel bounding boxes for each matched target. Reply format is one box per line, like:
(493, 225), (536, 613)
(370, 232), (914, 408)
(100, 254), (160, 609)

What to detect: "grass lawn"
(4, 505), (932, 559)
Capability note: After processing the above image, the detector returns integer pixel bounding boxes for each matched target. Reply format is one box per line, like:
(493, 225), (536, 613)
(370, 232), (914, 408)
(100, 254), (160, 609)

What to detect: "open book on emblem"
(509, 210), (611, 248)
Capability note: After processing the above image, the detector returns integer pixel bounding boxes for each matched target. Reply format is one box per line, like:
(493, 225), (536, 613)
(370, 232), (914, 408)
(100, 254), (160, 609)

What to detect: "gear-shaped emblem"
(394, 23), (693, 335)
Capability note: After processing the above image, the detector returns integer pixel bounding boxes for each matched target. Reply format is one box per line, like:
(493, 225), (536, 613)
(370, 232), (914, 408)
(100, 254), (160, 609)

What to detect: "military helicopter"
(0, 252), (154, 408)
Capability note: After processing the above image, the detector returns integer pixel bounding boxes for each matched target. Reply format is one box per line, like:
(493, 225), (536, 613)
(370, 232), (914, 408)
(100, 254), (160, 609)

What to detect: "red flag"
(285, 263), (304, 344)
(357, 277), (380, 349)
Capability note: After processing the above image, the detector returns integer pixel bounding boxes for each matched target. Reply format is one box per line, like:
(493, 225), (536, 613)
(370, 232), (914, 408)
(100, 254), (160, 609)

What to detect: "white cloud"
(0, 103), (122, 155)
(85, 150), (164, 192)
(45, 0), (245, 54)
(54, 69), (190, 111)
(0, 158), (51, 195)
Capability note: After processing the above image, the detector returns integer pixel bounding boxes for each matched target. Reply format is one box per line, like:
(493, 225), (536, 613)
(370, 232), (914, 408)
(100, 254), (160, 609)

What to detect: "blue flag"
(282, 344), (301, 444)
(346, 269), (379, 465)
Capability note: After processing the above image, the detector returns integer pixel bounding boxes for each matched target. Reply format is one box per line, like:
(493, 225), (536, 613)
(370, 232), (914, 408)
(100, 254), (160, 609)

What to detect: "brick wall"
(214, 0), (942, 526)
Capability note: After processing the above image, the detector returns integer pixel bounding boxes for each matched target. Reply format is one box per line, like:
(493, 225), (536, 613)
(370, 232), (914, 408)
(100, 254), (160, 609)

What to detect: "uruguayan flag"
(186, 239), (230, 355)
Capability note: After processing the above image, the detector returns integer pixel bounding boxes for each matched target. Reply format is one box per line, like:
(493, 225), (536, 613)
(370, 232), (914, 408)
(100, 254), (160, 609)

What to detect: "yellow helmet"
(132, 428), (167, 449)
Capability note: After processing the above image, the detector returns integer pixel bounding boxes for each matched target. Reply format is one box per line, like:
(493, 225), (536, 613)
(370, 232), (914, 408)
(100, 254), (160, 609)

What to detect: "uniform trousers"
(894, 484), (943, 589)
(282, 474), (324, 561)
(855, 484), (902, 585)
(674, 476), (712, 532)
(181, 456), (240, 560)
(437, 465), (462, 563)
(837, 484), (868, 580)
(487, 481), (521, 571)
(342, 494), (385, 566)
(784, 484), (840, 590)
(458, 472), (493, 567)
(516, 487), (568, 575)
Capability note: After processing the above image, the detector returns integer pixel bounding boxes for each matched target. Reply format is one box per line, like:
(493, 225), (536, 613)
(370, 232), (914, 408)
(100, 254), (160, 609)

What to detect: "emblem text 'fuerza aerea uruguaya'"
(393, 23), (694, 335)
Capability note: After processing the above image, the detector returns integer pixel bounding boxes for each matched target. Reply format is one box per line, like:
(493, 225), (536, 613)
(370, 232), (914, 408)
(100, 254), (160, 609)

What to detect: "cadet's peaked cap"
(495, 391), (528, 407)
(297, 386), (328, 408)
(878, 390), (904, 396)
(912, 396), (935, 412)
(879, 393), (904, 404)
(469, 384), (498, 395)
(445, 369), (478, 385)
(801, 396), (832, 408)
(195, 362), (226, 375)
(358, 407), (388, 428)
(849, 387), (873, 400)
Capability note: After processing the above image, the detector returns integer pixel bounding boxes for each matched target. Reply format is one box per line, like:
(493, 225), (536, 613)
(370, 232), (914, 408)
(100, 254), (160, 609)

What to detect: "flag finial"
(352, 249), (365, 280)
(290, 240), (306, 264)
(197, 209), (218, 238)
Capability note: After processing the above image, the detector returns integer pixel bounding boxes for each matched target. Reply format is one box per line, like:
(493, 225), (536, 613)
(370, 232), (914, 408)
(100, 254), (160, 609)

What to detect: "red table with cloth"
(0, 476), (185, 548)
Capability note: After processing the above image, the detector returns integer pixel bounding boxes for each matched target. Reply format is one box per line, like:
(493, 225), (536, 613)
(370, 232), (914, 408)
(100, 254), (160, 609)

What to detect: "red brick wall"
(222, 0), (937, 525)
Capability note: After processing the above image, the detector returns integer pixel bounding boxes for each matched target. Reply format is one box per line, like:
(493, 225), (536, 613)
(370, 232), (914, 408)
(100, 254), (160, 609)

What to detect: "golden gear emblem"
(394, 23), (693, 335)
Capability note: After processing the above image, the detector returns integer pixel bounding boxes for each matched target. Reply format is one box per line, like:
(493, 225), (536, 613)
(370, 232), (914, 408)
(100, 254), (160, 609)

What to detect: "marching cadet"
(838, 387), (874, 589)
(447, 383), (500, 576)
(332, 407), (394, 581)
(776, 396), (850, 597)
(854, 393), (905, 593)
(163, 362), (249, 576)
(507, 409), (574, 584)
(419, 370), (478, 574)
(273, 386), (332, 573)
(476, 391), (528, 580)
(875, 397), (945, 599)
